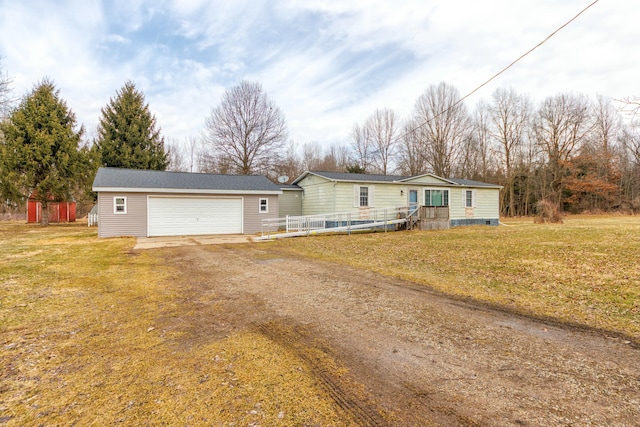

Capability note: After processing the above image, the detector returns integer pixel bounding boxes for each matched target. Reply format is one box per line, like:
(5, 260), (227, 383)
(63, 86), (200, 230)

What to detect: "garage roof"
(92, 167), (282, 194)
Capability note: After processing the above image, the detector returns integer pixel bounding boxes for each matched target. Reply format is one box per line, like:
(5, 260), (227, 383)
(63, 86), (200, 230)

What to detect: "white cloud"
(1, 0), (639, 150)
(104, 34), (130, 44)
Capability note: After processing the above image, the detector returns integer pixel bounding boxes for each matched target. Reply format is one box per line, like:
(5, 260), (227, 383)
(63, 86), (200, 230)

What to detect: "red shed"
(27, 194), (76, 224)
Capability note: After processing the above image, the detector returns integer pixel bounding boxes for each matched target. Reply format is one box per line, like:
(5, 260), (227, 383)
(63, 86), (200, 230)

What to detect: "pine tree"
(0, 79), (84, 225)
(95, 81), (168, 170)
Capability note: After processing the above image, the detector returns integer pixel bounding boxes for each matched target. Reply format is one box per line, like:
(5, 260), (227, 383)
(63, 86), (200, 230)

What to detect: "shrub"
(534, 199), (563, 224)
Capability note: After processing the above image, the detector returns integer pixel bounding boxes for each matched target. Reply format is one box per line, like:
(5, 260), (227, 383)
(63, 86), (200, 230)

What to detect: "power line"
(398, 0), (601, 140)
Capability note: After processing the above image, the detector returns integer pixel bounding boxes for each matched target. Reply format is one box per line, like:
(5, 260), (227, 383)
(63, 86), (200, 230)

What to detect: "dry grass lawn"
(274, 215), (640, 341)
(2, 216), (638, 425)
(0, 222), (353, 426)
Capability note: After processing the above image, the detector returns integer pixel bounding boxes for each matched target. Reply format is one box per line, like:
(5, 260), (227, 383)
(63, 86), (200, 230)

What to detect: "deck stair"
(257, 206), (420, 240)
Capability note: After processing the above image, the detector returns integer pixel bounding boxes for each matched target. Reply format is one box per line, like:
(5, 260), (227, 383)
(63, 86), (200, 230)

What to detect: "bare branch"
(203, 81), (287, 175)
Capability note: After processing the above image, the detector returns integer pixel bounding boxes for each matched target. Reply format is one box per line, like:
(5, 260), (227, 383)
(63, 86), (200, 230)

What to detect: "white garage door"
(148, 196), (242, 236)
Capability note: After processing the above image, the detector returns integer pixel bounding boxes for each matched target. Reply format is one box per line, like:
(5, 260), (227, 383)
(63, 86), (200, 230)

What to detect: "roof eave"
(92, 187), (283, 195)
(400, 173), (458, 185)
(291, 171), (320, 184)
(293, 171), (405, 185)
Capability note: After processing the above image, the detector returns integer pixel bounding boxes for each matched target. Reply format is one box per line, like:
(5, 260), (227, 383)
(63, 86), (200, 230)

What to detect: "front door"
(409, 189), (418, 213)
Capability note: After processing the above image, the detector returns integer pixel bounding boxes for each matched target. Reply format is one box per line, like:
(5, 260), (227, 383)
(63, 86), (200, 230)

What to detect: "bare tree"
(471, 101), (494, 182)
(166, 139), (187, 172)
(0, 58), (13, 119)
(397, 119), (426, 176)
(488, 88), (531, 216)
(203, 81), (287, 175)
(413, 82), (471, 177)
(184, 136), (201, 173)
(619, 123), (640, 210)
(616, 96), (640, 117)
(363, 108), (399, 175)
(301, 141), (323, 171)
(166, 136), (204, 173)
(622, 124), (640, 166)
(272, 141), (303, 183)
(301, 141), (349, 172)
(322, 144), (350, 172)
(350, 123), (374, 172)
(457, 100), (497, 181)
(199, 152), (235, 175)
(590, 95), (620, 177)
(533, 93), (592, 206)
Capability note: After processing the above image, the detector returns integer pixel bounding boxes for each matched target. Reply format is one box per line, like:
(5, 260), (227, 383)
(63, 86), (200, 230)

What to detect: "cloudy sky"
(0, 0), (637, 148)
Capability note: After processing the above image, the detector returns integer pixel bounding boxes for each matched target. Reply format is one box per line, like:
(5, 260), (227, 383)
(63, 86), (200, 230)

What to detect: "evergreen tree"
(0, 79), (84, 225)
(95, 81), (168, 170)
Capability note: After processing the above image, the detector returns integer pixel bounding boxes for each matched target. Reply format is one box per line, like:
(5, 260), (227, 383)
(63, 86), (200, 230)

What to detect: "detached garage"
(92, 167), (281, 238)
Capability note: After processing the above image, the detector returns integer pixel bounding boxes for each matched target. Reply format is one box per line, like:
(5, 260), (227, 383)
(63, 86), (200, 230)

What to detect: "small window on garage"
(259, 198), (268, 213)
(114, 196), (127, 214)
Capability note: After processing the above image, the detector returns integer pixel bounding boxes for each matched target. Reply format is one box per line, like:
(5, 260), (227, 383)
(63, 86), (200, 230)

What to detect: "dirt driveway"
(160, 244), (640, 426)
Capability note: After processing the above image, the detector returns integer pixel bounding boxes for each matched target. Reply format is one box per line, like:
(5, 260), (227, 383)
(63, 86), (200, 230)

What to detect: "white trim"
(399, 173), (459, 185)
(294, 171), (405, 185)
(423, 188), (449, 207)
(113, 196), (127, 214)
(463, 189), (476, 208)
(292, 171), (502, 189)
(408, 188), (419, 207)
(259, 197), (269, 213)
(354, 185), (373, 207)
(93, 187), (282, 195)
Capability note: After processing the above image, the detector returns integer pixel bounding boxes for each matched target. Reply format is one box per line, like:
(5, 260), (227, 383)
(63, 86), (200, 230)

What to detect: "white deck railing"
(88, 212), (98, 227)
(259, 205), (419, 240)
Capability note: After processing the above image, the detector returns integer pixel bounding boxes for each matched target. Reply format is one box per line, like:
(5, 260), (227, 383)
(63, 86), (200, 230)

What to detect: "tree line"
(1, 59), (639, 224)
(188, 80), (640, 216)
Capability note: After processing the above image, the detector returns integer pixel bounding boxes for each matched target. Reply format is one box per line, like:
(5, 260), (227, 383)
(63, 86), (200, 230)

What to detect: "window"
(464, 190), (474, 208)
(259, 198), (269, 213)
(113, 197), (127, 214)
(353, 185), (374, 207)
(424, 189), (449, 207)
(359, 186), (369, 207)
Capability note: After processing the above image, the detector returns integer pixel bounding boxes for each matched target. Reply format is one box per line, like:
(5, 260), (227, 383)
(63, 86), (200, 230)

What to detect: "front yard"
(0, 222), (351, 426)
(2, 215), (639, 425)
(274, 215), (640, 341)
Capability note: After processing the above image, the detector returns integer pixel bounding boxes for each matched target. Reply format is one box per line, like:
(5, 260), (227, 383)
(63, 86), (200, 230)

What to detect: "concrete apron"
(134, 235), (259, 250)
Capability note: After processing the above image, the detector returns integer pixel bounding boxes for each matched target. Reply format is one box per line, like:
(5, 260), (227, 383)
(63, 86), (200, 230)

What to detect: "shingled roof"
(302, 171), (407, 183)
(92, 168), (282, 193)
(294, 171), (500, 188)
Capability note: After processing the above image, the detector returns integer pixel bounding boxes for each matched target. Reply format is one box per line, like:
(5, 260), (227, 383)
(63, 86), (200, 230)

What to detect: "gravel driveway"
(162, 244), (640, 426)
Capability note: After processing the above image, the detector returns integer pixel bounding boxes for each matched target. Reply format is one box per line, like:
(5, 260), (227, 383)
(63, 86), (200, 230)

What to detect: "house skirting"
(418, 220), (450, 230)
(450, 218), (499, 227)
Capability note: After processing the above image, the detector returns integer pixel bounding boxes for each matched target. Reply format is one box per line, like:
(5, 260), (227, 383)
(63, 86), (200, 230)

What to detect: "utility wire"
(398, 0), (601, 140)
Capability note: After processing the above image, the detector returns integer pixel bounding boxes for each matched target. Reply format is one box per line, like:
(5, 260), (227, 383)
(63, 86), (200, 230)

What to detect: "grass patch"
(274, 215), (640, 340)
(0, 222), (354, 426)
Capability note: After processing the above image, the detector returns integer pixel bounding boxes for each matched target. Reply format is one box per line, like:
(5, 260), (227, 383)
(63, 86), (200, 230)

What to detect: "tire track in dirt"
(253, 321), (391, 427)
(162, 245), (640, 427)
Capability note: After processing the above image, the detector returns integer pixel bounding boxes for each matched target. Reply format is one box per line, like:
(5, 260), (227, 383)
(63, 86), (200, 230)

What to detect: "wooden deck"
(417, 206), (449, 230)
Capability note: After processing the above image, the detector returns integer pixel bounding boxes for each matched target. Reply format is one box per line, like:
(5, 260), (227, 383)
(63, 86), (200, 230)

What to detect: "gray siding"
(98, 192), (279, 237)
(243, 194), (279, 234)
(98, 192), (148, 237)
(279, 190), (303, 217)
